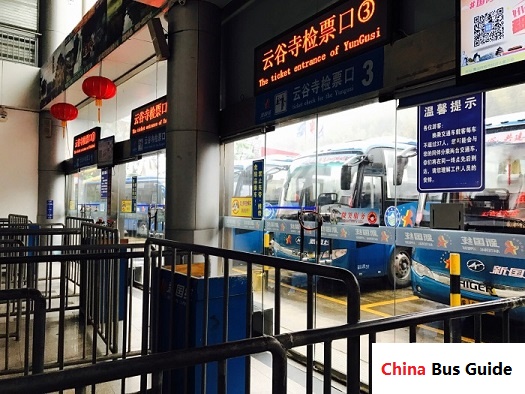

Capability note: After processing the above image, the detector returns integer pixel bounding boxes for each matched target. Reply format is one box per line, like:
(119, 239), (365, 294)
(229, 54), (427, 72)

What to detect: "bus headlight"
(412, 260), (433, 278)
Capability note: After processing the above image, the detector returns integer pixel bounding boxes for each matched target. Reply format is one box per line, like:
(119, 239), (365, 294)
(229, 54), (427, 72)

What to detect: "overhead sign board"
(73, 126), (100, 169)
(256, 47), (383, 124)
(254, 0), (390, 95)
(130, 95), (168, 156)
(417, 92), (485, 193)
(458, 0), (525, 85)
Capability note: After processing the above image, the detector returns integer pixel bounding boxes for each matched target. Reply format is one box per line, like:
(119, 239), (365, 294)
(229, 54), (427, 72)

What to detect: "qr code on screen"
(473, 7), (504, 47)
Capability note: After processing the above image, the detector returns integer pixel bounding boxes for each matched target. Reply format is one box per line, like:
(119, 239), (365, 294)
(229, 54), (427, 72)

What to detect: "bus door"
(354, 173), (386, 270)
(351, 153), (390, 277)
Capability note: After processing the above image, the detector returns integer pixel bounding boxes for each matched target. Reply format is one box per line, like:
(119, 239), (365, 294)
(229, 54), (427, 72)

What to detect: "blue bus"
(271, 138), (418, 287)
(411, 114), (525, 319)
(231, 156), (293, 254)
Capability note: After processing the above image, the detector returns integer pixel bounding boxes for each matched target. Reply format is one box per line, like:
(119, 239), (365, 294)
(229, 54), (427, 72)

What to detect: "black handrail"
(145, 237), (360, 316)
(1, 294), (523, 393)
(145, 237), (362, 393)
(0, 288), (46, 374)
(0, 336), (287, 394)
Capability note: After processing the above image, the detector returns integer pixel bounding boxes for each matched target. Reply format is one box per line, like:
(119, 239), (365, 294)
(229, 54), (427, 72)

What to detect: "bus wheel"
(387, 247), (411, 288)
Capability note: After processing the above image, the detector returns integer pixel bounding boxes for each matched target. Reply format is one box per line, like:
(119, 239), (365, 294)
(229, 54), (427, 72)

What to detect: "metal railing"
(0, 336), (287, 394)
(0, 291), (524, 393)
(144, 237), (360, 394)
(79, 222), (121, 354)
(0, 228), (525, 393)
(0, 288), (46, 376)
(0, 225), (145, 377)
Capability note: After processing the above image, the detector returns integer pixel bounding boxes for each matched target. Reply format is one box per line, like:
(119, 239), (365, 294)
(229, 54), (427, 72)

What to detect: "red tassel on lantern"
(50, 102), (78, 138)
(82, 76), (117, 122)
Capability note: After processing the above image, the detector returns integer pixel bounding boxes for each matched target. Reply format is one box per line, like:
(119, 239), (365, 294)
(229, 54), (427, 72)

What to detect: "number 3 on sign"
(362, 60), (374, 86)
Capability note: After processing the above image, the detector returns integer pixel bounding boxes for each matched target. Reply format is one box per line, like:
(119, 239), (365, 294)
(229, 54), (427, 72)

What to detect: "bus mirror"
(395, 156), (408, 185)
(341, 155), (364, 190)
(341, 164), (352, 190)
(395, 146), (417, 185)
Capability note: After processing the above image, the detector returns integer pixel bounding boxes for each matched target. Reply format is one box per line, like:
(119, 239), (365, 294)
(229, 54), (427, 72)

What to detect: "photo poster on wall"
(40, 0), (159, 107)
(457, 0), (525, 84)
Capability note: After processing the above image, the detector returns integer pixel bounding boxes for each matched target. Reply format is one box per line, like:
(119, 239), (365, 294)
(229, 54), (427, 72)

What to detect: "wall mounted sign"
(101, 167), (110, 199)
(130, 95), (167, 156)
(254, 0), (390, 95)
(46, 200), (53, 220)
(73, 126), (100, 169)
(252, 159), (264, 220)
(131, 176), (137, 213)
(458, 0), (525, 85)
(417, 92), (485, 192)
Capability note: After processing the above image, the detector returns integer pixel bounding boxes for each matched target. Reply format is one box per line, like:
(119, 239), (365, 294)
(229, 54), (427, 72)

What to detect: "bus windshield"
(233, 156), (292, 205)
(281, 152), (359, 210)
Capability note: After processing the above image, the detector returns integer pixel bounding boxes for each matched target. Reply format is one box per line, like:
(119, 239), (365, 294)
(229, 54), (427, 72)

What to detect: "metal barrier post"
(449, 252), (462, 343)
(0, 288), (46, 374)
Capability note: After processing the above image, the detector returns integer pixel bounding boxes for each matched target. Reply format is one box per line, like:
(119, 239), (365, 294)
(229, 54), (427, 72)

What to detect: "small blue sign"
(417, 92), (485, 192)
(131, 176), (137, 213)
(255, 48), (384, 124)
(46, 200), (53, 220)
(101, 168), (109, 199)
(252, 160), (264, 220)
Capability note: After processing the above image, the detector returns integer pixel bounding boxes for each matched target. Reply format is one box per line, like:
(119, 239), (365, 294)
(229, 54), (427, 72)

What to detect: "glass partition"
(65, 150), (166, 241)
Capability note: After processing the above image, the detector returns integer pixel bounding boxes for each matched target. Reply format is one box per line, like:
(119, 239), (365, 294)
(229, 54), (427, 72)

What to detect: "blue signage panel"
(252, 160), (264, 220)
(255, 47), (384, 124)
(131, 176), (137, 213)
(417, 92), (485, 192)
(101, 168), (109, 199)
(46, 200), (53, 220)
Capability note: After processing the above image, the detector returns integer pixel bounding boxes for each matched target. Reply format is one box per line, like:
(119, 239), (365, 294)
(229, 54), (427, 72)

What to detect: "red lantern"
(82, 76), (117, 122)
(50, 102), (78, 138)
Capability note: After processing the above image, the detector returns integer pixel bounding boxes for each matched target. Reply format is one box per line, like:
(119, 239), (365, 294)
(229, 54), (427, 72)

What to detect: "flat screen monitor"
(457, 0), (525, 85)
(97, 136), (115, 168)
